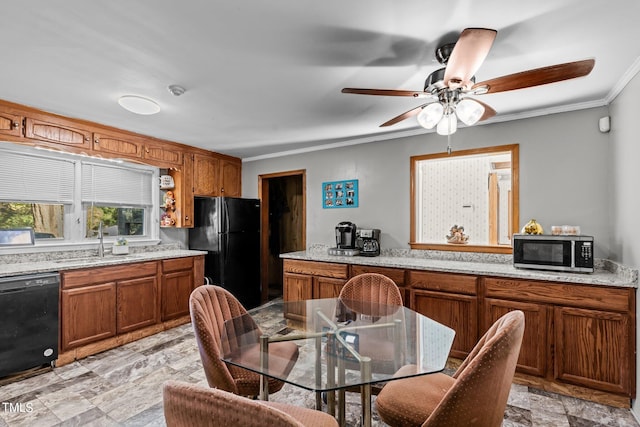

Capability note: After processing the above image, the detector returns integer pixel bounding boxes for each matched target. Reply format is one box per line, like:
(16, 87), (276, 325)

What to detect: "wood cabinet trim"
(283, 259), (348, 279)
(408, 270), (478, 295)
(484, 277), (632, 312)
(61, 261), (159, 289)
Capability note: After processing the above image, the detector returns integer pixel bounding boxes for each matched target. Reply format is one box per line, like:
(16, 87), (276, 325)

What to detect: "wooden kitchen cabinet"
(408, 271), (478, 359)
(220, 158), (241, 197)
(192, 152), (219, 196)
(143, 141), (183, 167)
(24, 116), (93, 153)
(60, 261), (159, 351)
(0, 104), (24, 139)
(555, 306), (632, 394)
(484, 277), (635, 397)
(61, 282), (117, 350)
(92, 129), (145, 160)
(283, 259), (348, 322)
(161, 257), (195, 321)
(117, 276), (159, 334)
(484, 297), (549, 377)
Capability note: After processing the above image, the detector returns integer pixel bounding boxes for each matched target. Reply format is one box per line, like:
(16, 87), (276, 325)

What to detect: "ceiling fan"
(342, 28), (595, 136)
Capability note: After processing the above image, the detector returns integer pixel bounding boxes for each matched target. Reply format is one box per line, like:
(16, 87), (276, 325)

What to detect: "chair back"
(423, 310), (525, 427)
(163, 380), (304, 427)
(338, 273), (402, 317)
(189, 285), (258, 393)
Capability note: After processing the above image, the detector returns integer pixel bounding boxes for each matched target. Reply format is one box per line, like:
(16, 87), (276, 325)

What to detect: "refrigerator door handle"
(223, 198), (231, 234)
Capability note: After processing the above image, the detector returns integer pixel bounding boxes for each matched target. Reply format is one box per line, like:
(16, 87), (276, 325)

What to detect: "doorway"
(259, 170), (306, 303)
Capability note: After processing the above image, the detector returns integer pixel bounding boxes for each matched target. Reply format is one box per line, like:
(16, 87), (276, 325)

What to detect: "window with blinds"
(0, 143), (158, 245)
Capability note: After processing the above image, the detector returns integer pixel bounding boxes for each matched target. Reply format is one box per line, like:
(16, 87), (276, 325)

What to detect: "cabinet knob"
(85, 136), (90, 142)
(185, 216), (189, 221)
(94, 138), (100, 144)
(12, 121), (20, 129)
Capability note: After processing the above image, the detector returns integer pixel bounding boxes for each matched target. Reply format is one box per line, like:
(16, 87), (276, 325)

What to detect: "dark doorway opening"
(259, 170), (305, 303)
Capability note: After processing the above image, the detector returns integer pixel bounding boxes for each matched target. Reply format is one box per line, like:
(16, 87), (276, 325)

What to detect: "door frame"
(258, 169), (306, 303)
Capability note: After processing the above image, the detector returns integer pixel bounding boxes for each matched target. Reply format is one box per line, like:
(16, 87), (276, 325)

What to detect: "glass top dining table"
(220, 298), (455, 427)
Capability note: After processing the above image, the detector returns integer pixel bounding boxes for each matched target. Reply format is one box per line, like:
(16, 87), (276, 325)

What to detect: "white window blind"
(81, 162), (154, 206)
(0, 151), (75, 203)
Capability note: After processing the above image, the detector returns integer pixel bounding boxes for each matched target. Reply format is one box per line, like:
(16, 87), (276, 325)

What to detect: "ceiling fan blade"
(380, 104), (427, 127)
(444, 28), (497, 89)
(472, 59), (595, 94)
(342, 88), (427, 97)
(474, 99), (497, 121)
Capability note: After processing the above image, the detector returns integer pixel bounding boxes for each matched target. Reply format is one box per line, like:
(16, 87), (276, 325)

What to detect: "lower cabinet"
(61, 282), (117, 349)
(555, 306), (632, 394)
(484, 277), (635, 397)
(60, 256), (203, 354)
(61, 261), (158, 351)
(283, 260), (348, 322)
(409, 271), (478, 359)
(161, 257), (195, 321)
(484, 298), (549, 377)
(117, 276), (159, 334)
(280, 258), (636, 399)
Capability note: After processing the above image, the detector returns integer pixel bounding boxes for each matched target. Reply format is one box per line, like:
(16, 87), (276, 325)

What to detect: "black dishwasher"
(0, 272), (60, 378)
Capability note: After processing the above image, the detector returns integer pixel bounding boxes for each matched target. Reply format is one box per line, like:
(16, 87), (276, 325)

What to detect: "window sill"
(409, 242), (513, 254)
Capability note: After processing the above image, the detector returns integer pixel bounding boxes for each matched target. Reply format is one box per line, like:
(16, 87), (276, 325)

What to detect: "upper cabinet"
(220, 158), (241, 197)
(25, 116), (93, 152)
(0, 98), (243, 228)
(143, 142), (183, 167)
(191, 153), (242, 197)
(93, 129), (144, 160)
(192, 153), (219, 196)
(0, 104), (23, 138)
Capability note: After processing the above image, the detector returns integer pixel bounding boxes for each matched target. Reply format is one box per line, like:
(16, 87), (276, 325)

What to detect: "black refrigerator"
(189, 197), (261, 309)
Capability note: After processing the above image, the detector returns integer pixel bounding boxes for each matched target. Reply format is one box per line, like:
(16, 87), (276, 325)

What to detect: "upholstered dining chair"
(163, 380), (339, 427)
(189, 285), (299, 397)
(375, 310), (525, 427)
(331, 273), (405, 411)
(338, 272), (403, 309)
(337, 273), (404, 370)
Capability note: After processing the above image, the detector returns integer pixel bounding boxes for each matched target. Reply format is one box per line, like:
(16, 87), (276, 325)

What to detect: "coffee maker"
(356, 228), (381, 256)
(335, 221), (356, 249)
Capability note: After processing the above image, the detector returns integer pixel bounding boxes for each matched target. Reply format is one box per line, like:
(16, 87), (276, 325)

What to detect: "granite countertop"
(281, 245), (638, 288)
(0, 244), (207, 278)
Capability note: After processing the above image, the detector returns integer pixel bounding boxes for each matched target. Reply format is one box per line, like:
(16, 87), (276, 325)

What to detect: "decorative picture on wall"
(322, 179), (359, 209)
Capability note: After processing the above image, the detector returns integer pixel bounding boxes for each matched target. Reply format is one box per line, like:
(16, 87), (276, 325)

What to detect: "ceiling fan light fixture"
(417, 102), (444, 129)
(456, 98), (485, 126)
(436, 113), (457, 136)
(117, 95), (160, 115)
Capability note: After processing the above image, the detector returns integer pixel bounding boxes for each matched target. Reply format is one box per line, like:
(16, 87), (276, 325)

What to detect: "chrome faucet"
(97, 221), (105, 258)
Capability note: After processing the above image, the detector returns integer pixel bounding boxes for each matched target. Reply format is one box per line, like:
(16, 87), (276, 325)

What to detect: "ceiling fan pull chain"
(447, 132), (452, 155)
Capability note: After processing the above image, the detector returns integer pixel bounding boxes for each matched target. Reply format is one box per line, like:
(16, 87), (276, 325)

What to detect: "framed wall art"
(322, 179), (358, 209)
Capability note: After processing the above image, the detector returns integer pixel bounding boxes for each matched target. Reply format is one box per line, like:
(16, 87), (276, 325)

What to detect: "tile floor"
(0, 300), (638, 427)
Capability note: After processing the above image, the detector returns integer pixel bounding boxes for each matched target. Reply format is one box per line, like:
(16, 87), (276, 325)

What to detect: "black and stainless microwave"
(512, 234), (594, 273)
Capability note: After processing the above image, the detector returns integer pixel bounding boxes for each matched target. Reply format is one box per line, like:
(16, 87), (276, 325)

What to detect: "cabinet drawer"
(62, 261), (159, 289)
(283, 260), (348, 279)
(484, 278), (633, 312)
(408, 271), (478, 295)
(350, 265), (405, 286)
(162, 257), (194, 272)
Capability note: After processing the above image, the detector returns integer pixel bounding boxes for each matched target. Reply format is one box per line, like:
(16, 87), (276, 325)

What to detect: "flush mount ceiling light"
(117, 95), (160, 115)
